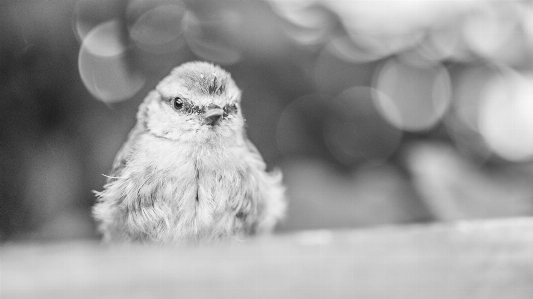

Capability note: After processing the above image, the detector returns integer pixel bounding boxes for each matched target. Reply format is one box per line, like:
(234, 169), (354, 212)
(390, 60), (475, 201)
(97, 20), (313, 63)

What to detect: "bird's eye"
(223, 103), (238, 116)
(172, 97), (184, 111)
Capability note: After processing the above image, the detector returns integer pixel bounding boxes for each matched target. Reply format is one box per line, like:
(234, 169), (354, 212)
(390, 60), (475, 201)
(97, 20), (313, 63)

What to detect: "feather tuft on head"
(168, 61), (229, 96)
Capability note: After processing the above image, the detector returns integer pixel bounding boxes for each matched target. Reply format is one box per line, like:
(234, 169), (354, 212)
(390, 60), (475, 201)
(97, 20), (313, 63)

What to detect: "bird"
(93, 61), (286, 244)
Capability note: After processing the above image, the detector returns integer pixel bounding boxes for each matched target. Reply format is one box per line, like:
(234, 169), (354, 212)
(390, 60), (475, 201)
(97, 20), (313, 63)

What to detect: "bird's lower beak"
(203, 108), (224, 126)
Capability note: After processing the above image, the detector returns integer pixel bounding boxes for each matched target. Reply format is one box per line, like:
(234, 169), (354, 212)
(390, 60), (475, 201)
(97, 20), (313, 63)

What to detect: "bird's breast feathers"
(94, 132), (283, 243)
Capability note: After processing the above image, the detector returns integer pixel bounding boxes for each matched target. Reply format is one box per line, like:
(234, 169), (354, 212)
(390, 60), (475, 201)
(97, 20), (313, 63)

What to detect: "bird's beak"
(203, 107), (224, 126)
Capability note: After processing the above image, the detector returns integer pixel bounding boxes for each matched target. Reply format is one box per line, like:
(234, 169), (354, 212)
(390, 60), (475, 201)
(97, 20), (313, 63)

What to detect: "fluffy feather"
(93, 62), (286, 244)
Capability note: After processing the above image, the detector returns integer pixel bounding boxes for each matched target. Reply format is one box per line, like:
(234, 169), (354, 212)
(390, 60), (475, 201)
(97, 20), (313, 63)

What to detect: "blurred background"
(2, 0), (533, 242)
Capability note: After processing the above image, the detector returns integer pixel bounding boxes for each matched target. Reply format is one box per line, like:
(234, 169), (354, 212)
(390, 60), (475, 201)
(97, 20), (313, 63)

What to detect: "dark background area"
(2, 0), (533, 242)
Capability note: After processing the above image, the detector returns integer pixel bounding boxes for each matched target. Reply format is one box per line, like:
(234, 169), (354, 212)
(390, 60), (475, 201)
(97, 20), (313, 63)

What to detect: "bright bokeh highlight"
(129, 4), (186, 54)
(479, 71), (533, 161)
(373, 59), (451, 132)
(78, 20), (145, 103)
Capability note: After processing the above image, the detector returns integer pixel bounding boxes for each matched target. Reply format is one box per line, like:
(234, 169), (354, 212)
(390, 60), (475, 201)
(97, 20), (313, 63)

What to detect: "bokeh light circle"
(129, 4), (186, 54)
(78, 19), (145, 103)
(184, 12), (242, 65)
(479, 71), (533, 161)
(276, 94), (329, 157)
(324, 86), (403, 165)
(462, 3), (520, 64)
(373, 59), (452, 132)
(81, 19), (126, 57)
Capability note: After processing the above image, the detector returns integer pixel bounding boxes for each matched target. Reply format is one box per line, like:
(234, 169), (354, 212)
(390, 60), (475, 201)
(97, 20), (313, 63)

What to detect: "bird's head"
(140, 62), (244, 143)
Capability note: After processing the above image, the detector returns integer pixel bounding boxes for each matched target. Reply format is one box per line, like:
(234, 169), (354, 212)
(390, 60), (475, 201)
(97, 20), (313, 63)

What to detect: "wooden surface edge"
(1, 217), (533, 299)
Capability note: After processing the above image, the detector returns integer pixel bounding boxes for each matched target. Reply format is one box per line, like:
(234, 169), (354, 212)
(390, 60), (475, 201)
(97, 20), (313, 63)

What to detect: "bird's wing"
(108, 121), (145, 182)
(241, 130), (286, 234)
(242, 131), (267, 171)
(108, 92), (155, 182)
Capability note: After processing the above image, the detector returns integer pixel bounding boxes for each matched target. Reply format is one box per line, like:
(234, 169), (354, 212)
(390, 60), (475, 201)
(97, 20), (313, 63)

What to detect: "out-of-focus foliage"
(1, 0), (533, 241)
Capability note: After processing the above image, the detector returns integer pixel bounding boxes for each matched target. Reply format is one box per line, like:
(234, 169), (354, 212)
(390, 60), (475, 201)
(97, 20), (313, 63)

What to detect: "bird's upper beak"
(203, 106), (224, 126)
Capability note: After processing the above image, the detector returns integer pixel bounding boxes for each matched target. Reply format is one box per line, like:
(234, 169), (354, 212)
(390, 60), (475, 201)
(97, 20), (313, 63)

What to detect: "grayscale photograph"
(1, 0), (532, 298)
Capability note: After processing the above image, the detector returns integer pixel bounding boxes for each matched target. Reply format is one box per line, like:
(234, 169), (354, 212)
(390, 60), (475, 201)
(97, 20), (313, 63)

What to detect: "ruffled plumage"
(93, 62), (286, 244)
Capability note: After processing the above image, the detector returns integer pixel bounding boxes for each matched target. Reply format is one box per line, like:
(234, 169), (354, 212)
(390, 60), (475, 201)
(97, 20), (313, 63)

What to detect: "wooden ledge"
(2, 218), (533, 299)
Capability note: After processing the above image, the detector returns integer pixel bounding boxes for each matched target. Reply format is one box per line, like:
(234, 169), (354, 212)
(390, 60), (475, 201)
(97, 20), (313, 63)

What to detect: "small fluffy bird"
(93, 62), (286, 244)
